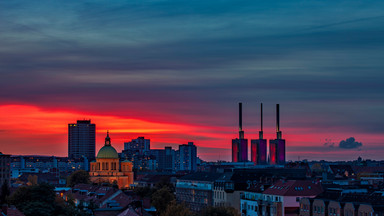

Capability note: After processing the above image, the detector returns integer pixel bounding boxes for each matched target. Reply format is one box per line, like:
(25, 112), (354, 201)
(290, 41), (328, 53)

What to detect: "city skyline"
(1, 1), (384, 161)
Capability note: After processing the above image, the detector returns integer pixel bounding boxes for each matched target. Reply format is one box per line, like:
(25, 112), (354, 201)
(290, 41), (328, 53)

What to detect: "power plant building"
(269, 104), (286, 165)
(232, 103), (248, 162)
(251, 103), (267, 165)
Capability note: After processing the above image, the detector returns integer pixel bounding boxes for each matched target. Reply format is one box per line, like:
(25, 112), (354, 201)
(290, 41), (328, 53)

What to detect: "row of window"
(92, 162), (118, 171)
(301, 205), (372, 216)
(214, 190), (225, 200)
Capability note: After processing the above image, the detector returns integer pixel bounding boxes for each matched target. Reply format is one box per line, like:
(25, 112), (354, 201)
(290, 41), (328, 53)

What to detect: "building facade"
(89, 132), (134, 189)
(124, 137), (150, 155)
(241, 180), (322, 216)
(0, 152), (11, 187)
(176, 172), (222, 212)
(269, 104), (285, 165)
(179, 142), (197, 171)
(68, 120), (96, 160)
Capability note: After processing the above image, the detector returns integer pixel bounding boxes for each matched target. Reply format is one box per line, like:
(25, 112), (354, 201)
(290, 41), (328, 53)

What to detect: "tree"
(27, 174), (38, 186)
(155, 176), (175, 192)
(161, 200), (193, 216)
(8, 183), (57, 216)
(151, 186), (175, 214)
(22, 201), (55, 216)
(8, 182), (92, 216)
(200, 206), (240, 216)
(0, 182), (10, 204)
(133, 186), (156, 198)
(67, 170), (90, 187)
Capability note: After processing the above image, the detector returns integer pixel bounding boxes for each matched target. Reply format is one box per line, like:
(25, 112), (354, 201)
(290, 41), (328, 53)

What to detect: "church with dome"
(89, 131), (134, 189)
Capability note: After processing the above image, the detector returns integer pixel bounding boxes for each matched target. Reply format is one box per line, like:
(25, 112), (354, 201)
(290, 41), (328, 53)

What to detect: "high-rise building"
(68, 120), (96, 160)
(232, 103), (248, 162)
(124, 137), (150, 155)
(269, 104), (286, 165)
(251, 103), (267, 164)
(150, 146), (176, 171)
(0, 152), (11, 187)
(123, 137), (151, 170)
(179, 142), (197, 171)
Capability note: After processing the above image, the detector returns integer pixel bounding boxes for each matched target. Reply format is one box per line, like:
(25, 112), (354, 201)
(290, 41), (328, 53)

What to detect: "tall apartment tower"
(179, 142), (197, 171)
(124, 137), (150, 155)
(232, 103), (248, 162)
(269, 104), (286, 165)
(251, 103), (267, 164)
(68, 120), (96, 160)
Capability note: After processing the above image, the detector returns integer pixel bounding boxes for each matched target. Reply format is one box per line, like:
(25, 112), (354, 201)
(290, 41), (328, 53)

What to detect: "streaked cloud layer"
(0, 0), (383, 161)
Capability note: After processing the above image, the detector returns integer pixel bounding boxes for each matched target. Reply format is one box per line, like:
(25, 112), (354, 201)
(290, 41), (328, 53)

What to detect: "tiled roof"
(352, 166), (384, 174)
(263, 180), (323, 196)
(329, 165), (354, 175)
(178, 172), (222, 182)
(1, 206), (25, 216)
(65, 184), (121, 206)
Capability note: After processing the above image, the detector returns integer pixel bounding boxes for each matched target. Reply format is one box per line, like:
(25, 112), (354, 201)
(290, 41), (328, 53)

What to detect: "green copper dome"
(97, 145), (119, 159)
(96, 131), (119, 159)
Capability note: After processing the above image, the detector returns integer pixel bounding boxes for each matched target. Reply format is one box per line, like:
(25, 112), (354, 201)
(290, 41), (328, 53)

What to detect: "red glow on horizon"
(0, 104), (383, 161)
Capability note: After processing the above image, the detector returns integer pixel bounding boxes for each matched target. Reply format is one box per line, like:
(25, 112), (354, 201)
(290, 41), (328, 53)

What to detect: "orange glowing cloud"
(0, 104), (231, 159)
(1, 104), (383, 161)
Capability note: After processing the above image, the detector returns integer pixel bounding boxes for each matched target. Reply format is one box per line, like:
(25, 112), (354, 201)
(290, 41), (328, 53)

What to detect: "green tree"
(67, 170), (90, 187)
(133, 186), (156, 198)
(27, 174), (38, 186)
(152, 186), (175, 214)
(155, 177), (175, 192)
(200, 206), (240, 216)
(23, 201), (54, 216)
(6, 183), (82, 216)
(8, 183), (57, 216)
(161, 200), (193, 216)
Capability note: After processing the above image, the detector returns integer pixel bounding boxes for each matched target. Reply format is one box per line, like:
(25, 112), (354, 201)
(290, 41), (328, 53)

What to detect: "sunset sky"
(1, 1), (383, 161)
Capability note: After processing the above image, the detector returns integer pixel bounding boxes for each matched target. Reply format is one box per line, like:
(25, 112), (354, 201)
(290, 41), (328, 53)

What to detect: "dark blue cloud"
(339, 137), (363, 149)
(0, 0), (384, 157)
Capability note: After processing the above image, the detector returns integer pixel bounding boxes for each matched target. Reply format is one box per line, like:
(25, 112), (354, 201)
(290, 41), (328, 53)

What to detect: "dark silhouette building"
(251, 103), (267, 164)
(232, 103), (248, 162)
(68, 120), (96, 160)
(0, 152), (11, 187)
(179, 142), (197, 171)
(269, 104), (286, 165)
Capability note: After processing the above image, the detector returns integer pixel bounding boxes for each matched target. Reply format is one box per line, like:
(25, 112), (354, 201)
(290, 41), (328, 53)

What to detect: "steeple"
(105, 130), (111, 146)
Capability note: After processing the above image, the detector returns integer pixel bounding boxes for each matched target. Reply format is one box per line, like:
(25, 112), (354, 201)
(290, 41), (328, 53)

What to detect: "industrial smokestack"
(259, 103), (263, 139)
(239, 102), (242, 132)
(276, 104), (280, 132)
(276, 104), (282, 139)
(261, 103), (263, 131)
(239, 102), (244, 139)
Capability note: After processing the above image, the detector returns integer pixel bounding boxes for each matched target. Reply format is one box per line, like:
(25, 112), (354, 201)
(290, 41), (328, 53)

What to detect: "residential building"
(179, 142), (197, 171)
(11, 155), (89, 177)
(176, 172), (222, 212)
(241, 180), (323, 216)
(68, 120), (95, 160)
(124, 137), (150, 155)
